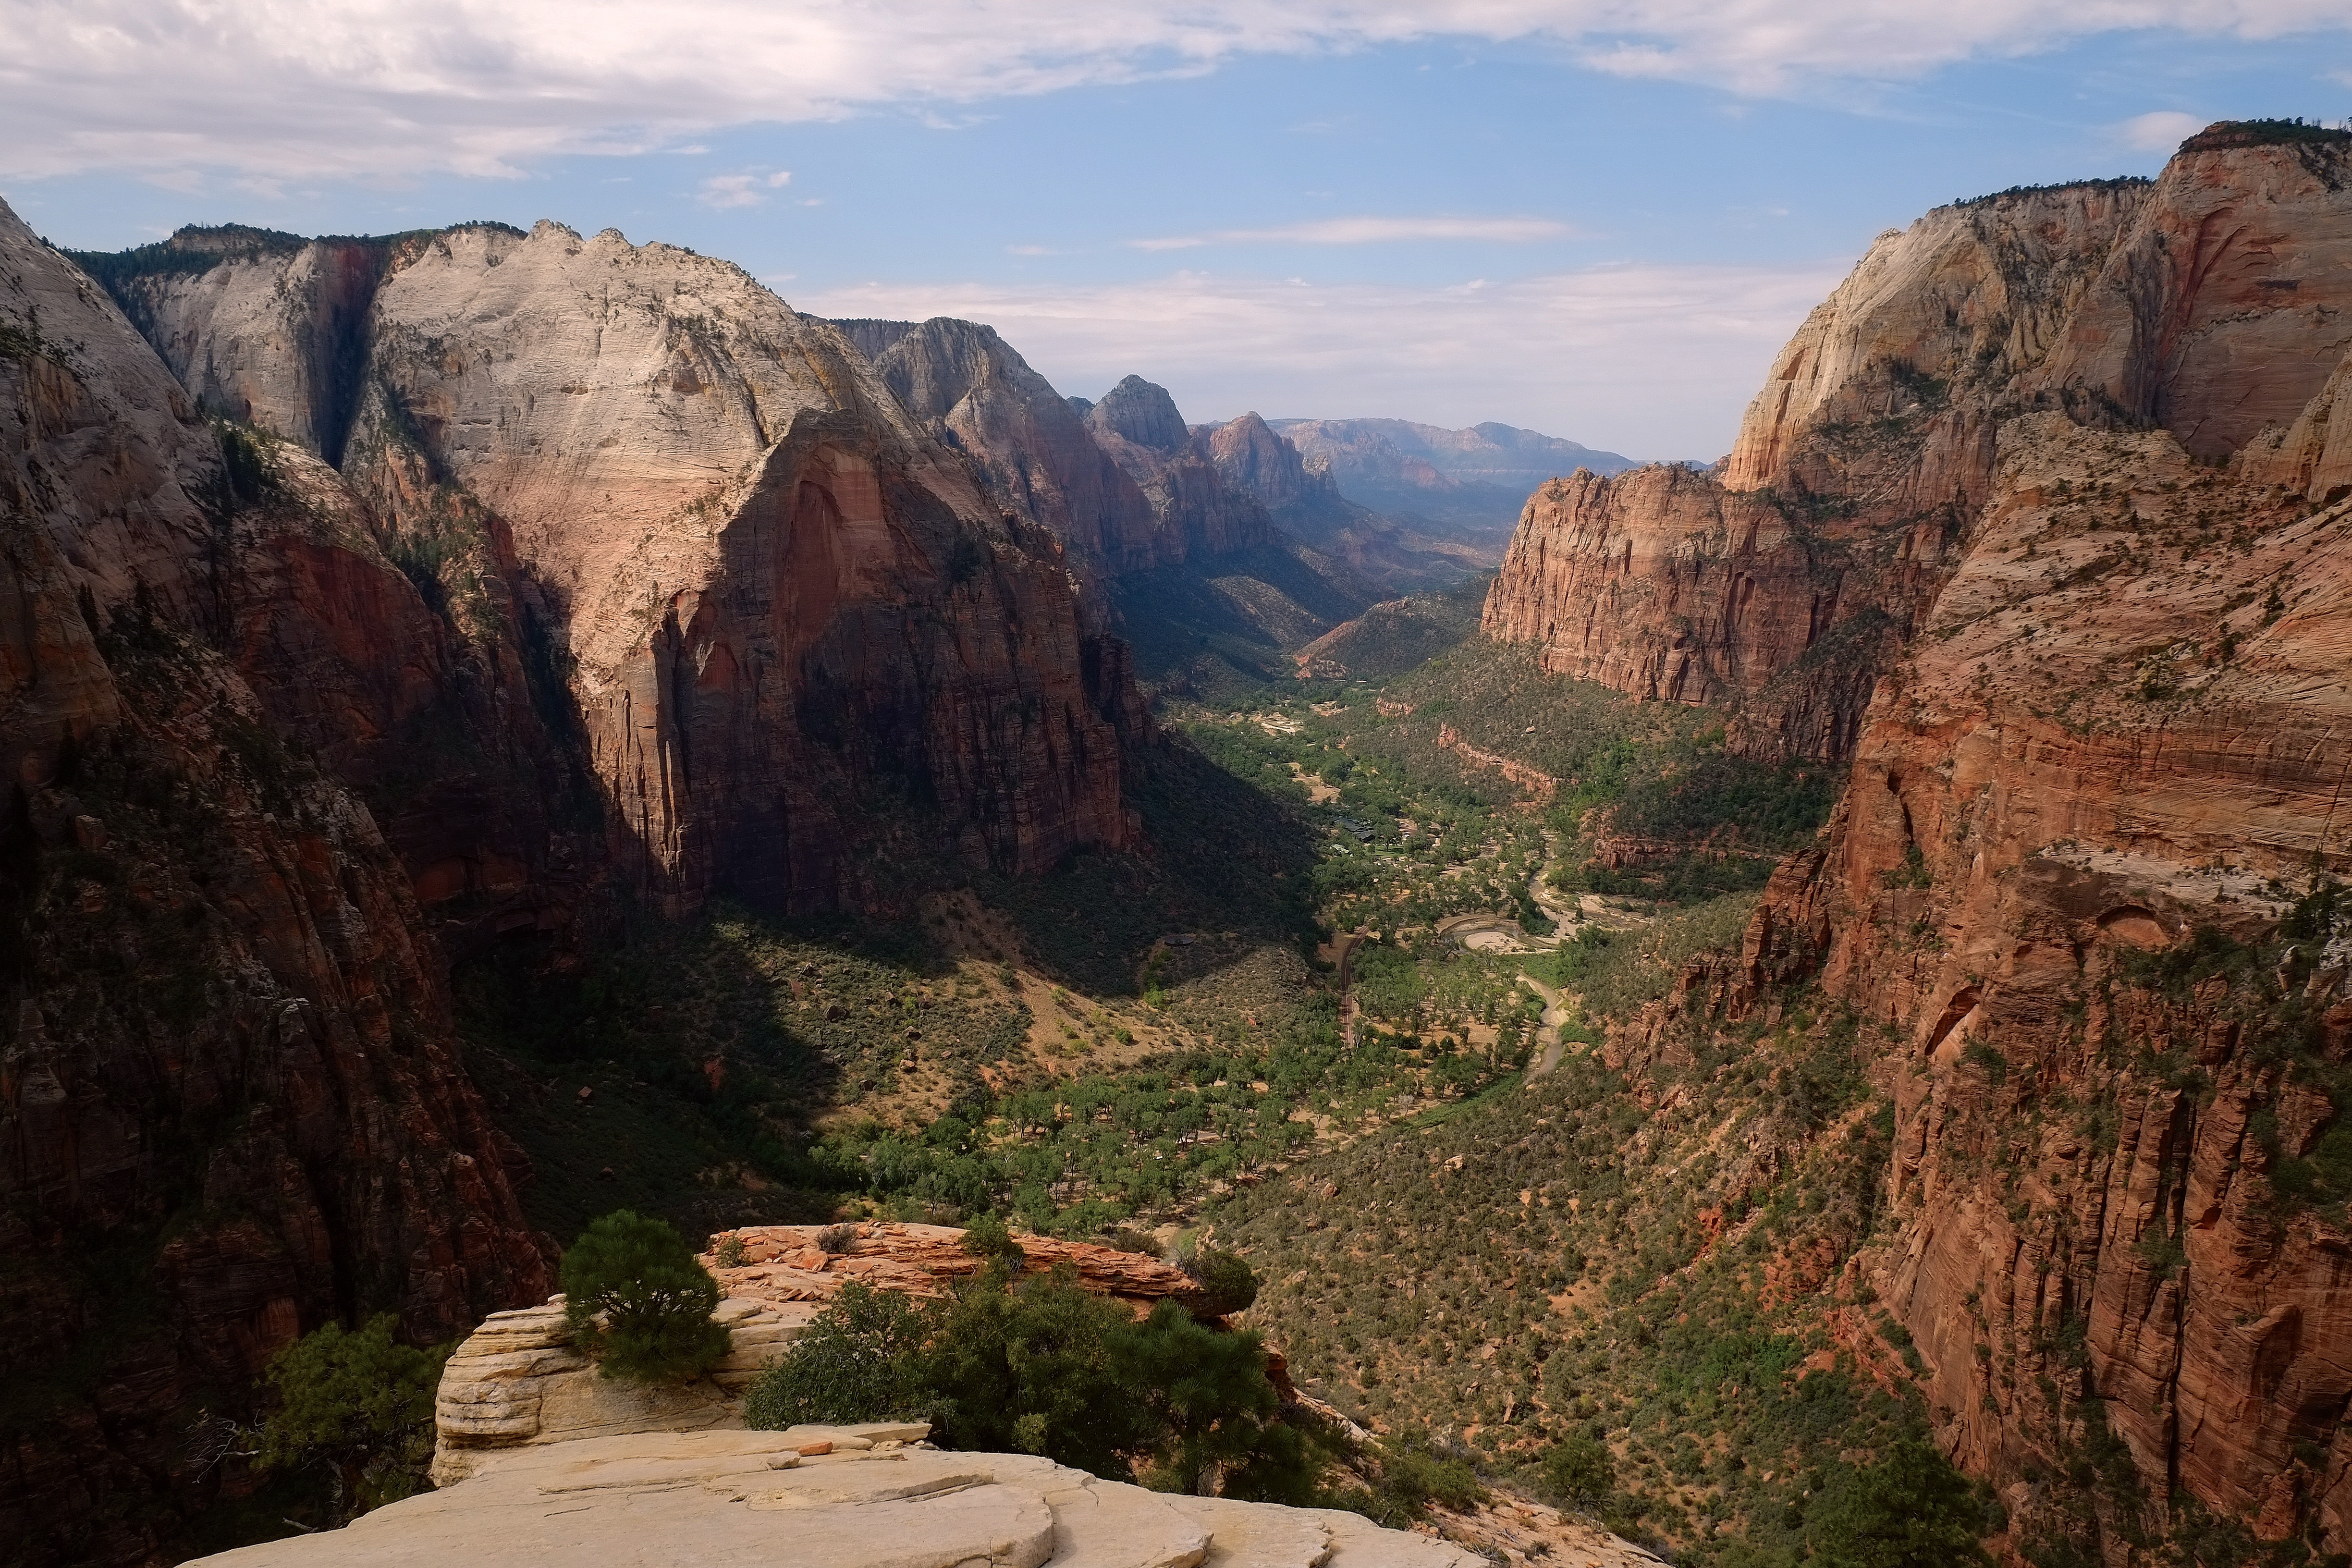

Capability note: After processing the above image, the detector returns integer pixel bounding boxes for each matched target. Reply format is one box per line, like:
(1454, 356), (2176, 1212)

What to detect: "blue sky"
(5, 3), (2349, 458)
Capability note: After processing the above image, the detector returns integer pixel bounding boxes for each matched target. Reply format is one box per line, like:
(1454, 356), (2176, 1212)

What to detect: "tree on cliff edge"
(562, 1210), (732, 1382)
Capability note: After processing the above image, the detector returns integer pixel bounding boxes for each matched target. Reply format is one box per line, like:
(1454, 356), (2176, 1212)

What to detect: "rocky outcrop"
(1749, 409), (2352, 1557)
(103, 223), (1138, 918)
(1516, 123), (2352, 1557)
(196, 1428), (1485, 1568)
(1083, 378), (1275, 563)
(1481, 466), (1913, 760)
(428, 1296), (823, 1483)
(1487, 174), (2156, 761)
(1489, 130), (2352, 767)
(850, 318), (1164, 573)
(431, 1227), (1304, 1485)
(1, 201), (555, 1567)
(705, 1222), (1219, 1315)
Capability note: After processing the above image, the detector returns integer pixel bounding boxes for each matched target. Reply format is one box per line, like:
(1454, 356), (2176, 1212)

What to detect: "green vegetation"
(560, 1211), (732, 1382)
(254, 1316), (450, 1522)
(1213, 1004), (1914, 1563)
(1181, 1244), (1261, 1315)
(1802, 1438), (1997, 1568)
(742, 1282), (930, 1428)
(744, 1261), (1314, 1498)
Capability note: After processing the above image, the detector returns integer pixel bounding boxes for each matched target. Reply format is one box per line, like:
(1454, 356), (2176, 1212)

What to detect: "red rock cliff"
(0, 201), (555, 1568)
(119, 223), (1139, 919)
(1688, 126), (2352, 1559)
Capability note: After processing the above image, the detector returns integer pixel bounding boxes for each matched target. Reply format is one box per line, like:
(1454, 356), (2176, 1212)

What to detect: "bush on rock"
(562, 1209), (731, 1383)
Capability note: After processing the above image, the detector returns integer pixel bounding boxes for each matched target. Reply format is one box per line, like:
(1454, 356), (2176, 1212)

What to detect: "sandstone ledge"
(195, 1430), (1495, 1568)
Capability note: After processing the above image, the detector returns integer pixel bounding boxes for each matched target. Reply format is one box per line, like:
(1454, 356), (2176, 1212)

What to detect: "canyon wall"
(1, 202), (555, 1568)
(1492, 129), (2352, 768)
(114, 227), (1138, 919)
(1612, 126), (2352, 1558)
(1, 210), (1170, 1566)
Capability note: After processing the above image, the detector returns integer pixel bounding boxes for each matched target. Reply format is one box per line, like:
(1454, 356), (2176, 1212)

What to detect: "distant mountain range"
(1268, 417), (1637, 535)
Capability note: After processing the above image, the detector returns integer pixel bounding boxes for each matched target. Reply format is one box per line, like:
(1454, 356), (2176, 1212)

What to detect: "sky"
(4, 3), (2350, 460)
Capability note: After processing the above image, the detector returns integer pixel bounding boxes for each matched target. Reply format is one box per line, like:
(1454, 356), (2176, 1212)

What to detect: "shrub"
(962, 1213), (1025, 1264)
(743, 1282), (929, 1428)
(1805, 1436), (1995, 1568)
(744, 1263), (1310, 1496)
(1363, 1430), (1486, 1524)
(1544, 1432), (1616, 1508)
(1182, 1245), (1261, 1315)
(817, 1223), (860, 1253)
(919, 1262), (1157, 1478)
(561, 1210), (732, 1383)
(712, 1233), (748, 1268)
(255, 1315), (450, 1521)
(1114, 1298), (1318, 1499)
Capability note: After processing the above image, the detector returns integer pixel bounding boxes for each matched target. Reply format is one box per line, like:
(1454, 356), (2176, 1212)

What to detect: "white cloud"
(2115, 109), (2206, 149)
(3, 2), (2347, 180)
(791, 259), (1848, 460)
(695, 169), (791, 208)
(1131, 215), (1572, 250)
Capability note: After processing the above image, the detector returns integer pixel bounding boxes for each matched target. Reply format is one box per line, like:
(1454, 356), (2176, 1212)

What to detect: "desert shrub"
(1116, 1299), (1303, 1498)
(1805, 1436), (1995, 1568)
(743, 1282), (929, 1428)
(817, 1223), (859, 1253)
(961, 1213), (1025, 1263)
(1181, 1244), (1261, 1315)
(561, 1209), (731, 1383)
(919, 1262), (1160, 1477)
(255, 1315), (450, 1521)
(744, 1263), (1309, 1496)
(712, 1233), (748, 1268)
(1361, 1429), (1487, 1524)
(1544, 1432), (1616, 1508)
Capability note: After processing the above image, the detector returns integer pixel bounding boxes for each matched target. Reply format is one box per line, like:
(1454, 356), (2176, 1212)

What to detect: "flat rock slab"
(188, 1431), (1526, 1568)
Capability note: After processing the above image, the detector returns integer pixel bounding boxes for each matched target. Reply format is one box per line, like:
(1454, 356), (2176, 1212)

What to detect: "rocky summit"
(8, 114), (2352, 1568)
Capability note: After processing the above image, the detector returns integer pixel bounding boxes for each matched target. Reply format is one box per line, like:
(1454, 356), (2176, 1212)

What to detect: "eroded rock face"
(1487, 177), (2157, 761)
(1083, 377), (1276, 563)
(110, 222), (1138, 916)
(199, 1428), (1490, 1568)
(853, 318), (1163, 572)
(1738, 401), (2352, 1550)
(1558, 125), (2352, 1556)
(0, 200), (554, 1568)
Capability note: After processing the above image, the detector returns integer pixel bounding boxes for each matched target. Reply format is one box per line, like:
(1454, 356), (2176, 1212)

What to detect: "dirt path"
(1517, 973), (1569, 1082)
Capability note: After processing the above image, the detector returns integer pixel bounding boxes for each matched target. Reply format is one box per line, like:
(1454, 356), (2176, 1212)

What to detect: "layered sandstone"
(1487, 176), (2157, 760)
(848, 318), (1164, 572)
(195, 1427), (1485, 1568)
(1547, 126), (2352, 1558)
(1085, 378), (1276, 562)
(1752, 410), (2352, 1555)
(1, 202), (555, 1567)
(1490, 133), (2352, 766)
(109, 223), (1137, 916)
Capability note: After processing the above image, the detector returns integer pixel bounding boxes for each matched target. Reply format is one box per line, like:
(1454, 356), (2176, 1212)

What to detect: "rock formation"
(1575, 124), (2352, 1557)
(0, 201), (555, 1567)
(100, 225), (1138, 919)
(842, 318), (1165, 573)
(2, 206), (1171, 1566)
(196, 1427), (1491, 1568)
(430, 1224), (1238, 1483)
(1490, 128), (2352, 767)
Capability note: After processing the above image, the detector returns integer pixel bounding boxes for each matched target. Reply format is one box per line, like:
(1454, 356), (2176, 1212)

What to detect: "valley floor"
(459, 583), (1900, 1565)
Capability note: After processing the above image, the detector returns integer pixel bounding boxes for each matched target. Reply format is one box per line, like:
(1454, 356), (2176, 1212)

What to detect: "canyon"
(1502, 124), (2352, 1559)
(7, 111), (2352, 1568)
